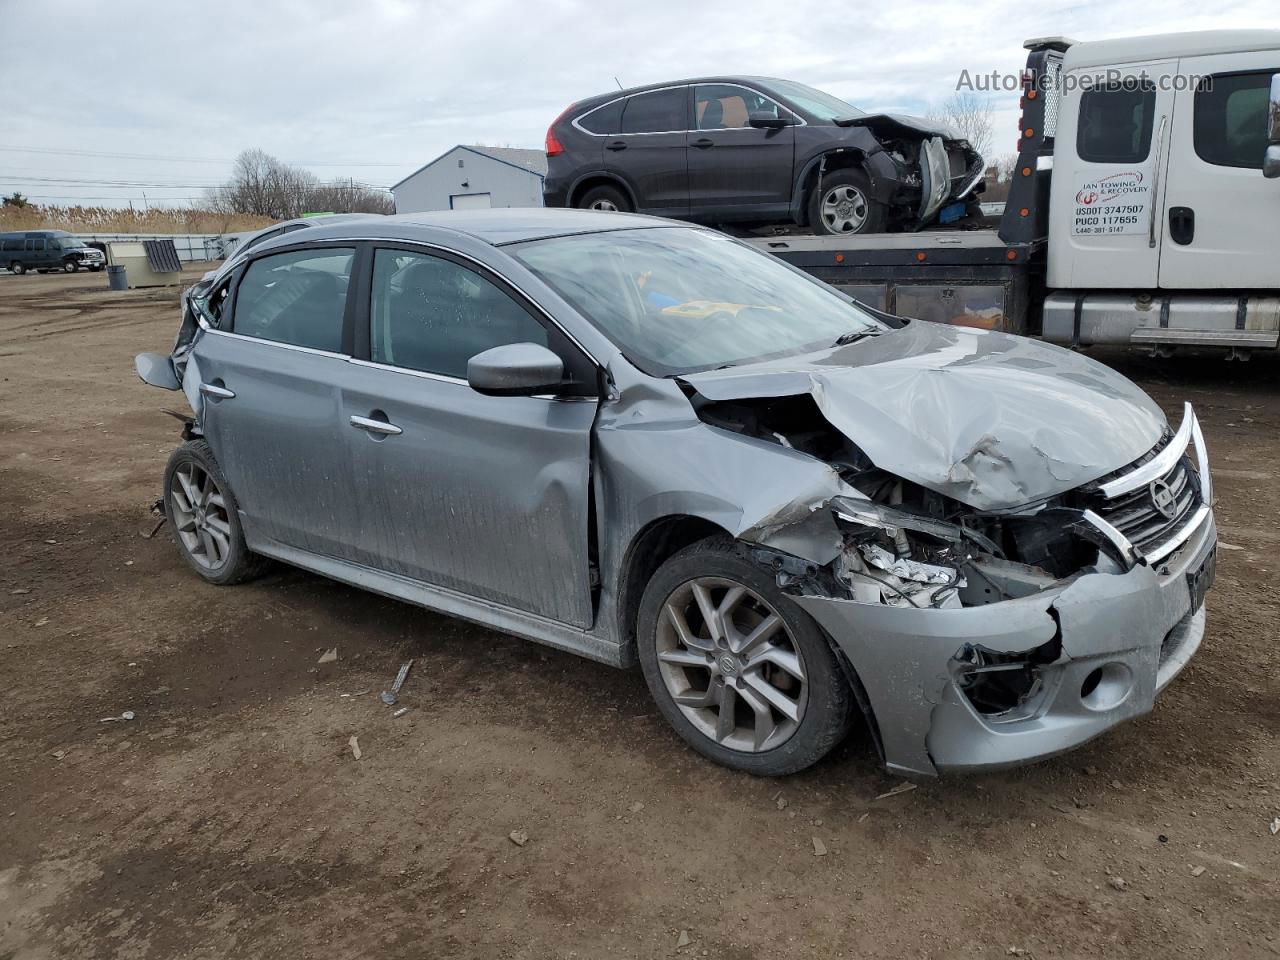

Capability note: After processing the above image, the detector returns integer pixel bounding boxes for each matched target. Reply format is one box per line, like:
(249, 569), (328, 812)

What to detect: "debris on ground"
(11, 588), (30, 595)
(508, 829), (529, 847)
(392, 707), (408, 719)
(34, 617), (49, 627)
(1084, 766), (1099, 775)
(98, 710), (135, 723)
(629, 801), (645, 814)
(874, 782), (917, 801)
(1108, 876), (1128, 891)
(317, 647), (338, 664)
(857, 812), (870, 823)
(812, 837), (828, 856)
(51, 750), (66, 760)
(1270, 817), (1280, 836)
(339, 690), (371, 699)
(776, 796), (788, 810)
(1191, 865), (1206, 877)
(380, 660), (414, 705)
(676, 930), (691, 948)
(348, 735), (362, 760)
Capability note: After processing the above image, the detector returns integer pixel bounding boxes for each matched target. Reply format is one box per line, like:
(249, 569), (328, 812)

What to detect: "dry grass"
(0, 204), (273, 235)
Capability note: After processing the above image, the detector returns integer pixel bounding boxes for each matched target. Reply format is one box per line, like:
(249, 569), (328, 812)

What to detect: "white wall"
(392, 148), (544, 213)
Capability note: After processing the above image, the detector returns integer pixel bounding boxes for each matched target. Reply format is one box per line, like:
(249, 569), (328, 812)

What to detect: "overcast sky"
(1, 0), (1275, 208)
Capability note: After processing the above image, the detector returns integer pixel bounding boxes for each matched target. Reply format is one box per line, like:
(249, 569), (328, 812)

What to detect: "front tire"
(577, 184), (631, 213)
(809, 168), (887, 236)
(162, 440), (265, 585)
(64, 261), (78, 273)
(637, 537), (853, 776)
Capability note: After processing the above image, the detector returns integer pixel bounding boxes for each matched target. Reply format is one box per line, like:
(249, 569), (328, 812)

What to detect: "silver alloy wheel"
(170, 462), (233, 570)
(64, 261), (76, 273)
(820, 185), (869, 233)
(588, 198), (619, 211)
(655, 576), (807, 752)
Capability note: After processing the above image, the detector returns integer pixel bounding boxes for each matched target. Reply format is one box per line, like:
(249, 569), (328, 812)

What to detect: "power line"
(1, 174), (392, 190)
(0, 144), (415, 167)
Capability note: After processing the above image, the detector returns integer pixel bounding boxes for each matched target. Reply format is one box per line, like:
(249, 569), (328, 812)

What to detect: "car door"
(192, 243), (366, 559)
(606, 87), (690, 217)
(1158, 56), (1280, 288)
(341, 244), (598, 628)
(1048, 60), (1179, 288)
(686, 83), (796, 217)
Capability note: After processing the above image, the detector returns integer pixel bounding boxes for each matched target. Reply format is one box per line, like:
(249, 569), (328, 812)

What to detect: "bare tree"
(208, 149), (392, 219)
(926, 93), (995, 162)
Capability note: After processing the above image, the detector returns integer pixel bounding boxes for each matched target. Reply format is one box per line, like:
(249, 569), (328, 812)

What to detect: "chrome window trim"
(1099, 402), (1199, 499)
(204, 326), (349, 360)
(690, 81), (804, 132)
(348, 357), (599, 403)
(570, 82), (806, 138)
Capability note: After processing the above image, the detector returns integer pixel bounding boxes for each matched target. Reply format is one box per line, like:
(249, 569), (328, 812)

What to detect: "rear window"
(1194, 71), (1275, 169)
(578, 98), (623, 135)
(621, 88), (686, 134)
(1076, 81), (1156, 163)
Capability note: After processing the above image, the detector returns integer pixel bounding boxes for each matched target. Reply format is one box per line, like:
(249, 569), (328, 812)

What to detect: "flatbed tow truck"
(750, 30), (1280, 357)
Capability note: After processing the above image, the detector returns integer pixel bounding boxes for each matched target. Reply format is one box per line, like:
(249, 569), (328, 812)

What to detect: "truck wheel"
(64, 261), (78, 273)
(577, 184), (631, 213)
(637, 536), (854, 776)
(8, 262), (24, 275)
(810, 169), (886, 236)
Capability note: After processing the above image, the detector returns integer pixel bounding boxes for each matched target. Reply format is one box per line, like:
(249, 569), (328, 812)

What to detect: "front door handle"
(691, 138), (715, 149)
(1168, 206), (1195, 245)
(605, 140), (627, 152)
(349, 413), (402, 437)
(199, 382), (235, 399)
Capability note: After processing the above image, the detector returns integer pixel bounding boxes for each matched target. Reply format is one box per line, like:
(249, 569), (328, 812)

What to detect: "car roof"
(573, 76), (797, 109)
(289, 208), (678, 247)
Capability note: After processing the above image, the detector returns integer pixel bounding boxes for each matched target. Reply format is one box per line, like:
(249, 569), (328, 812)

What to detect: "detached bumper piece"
(796, 404), (1216, 777)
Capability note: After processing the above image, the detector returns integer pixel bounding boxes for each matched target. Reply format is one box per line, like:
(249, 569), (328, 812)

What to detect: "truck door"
(1158, 55), (1280, 289)
(1048, 60), (1179, 289)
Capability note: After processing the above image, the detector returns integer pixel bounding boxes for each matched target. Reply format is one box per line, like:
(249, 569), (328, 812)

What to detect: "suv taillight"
(545, 103), (576, 158)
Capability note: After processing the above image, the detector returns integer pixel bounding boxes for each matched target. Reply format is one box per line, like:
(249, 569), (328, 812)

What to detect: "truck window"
(1076, 81), (1156, 163)
(1193, 71), (1275, 169)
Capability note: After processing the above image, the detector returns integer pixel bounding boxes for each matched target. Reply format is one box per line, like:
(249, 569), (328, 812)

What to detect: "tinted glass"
(1, 238), (19, 251)
(233, 247), (353, 351)
(1077, 81), (1156, 163)
(694, 84), (789, 129)
(621, 88), (686, 134)
(511, 227), (880, 377)
(579, 98), (623, 135)
(762, 79), (863, 121)
(369, 249), (549, 379)
(241, 227), (283, 253)
(26, 238), (45, 252)
(1194, 71), (1274, 169)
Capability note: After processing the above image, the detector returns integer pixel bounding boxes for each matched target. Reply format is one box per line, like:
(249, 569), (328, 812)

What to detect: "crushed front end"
(785, 403), (1215, 776)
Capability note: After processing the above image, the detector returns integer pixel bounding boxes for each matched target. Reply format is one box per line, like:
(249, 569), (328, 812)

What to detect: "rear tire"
(8, 262), (24, 275)
(162, 440), (267, 586)
(809, 168), (886, 236)
(637, 536), (853, 776)
(577, 184), (631, 213)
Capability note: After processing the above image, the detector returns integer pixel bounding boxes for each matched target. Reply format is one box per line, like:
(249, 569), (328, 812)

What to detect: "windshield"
(510, 227), (880, 376)
(54, 237), (86, 249)
(763, 79), (865, 122)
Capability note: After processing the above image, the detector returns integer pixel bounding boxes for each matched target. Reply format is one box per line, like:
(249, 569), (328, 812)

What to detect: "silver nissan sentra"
(135, 209), (1216, 777)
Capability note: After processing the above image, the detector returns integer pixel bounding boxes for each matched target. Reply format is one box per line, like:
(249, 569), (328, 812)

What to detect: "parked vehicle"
(134, 209), (1215, 778)
(543, 77), (984, 235)
(1, 230), (106, 274)
(751, 30), (1280, 358)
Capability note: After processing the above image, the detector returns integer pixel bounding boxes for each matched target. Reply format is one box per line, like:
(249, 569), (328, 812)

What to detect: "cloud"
(1, 0), (1275, 205)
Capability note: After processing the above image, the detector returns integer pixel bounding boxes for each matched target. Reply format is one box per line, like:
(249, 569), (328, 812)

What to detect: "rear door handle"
(198, 382), (235, 399)
(691, 138), (715, 149)
(606, 141), (627, 151)
(349, 414), (402, 437)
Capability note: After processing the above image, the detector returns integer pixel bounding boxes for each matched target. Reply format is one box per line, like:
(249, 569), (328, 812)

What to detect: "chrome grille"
(1093, 456), (1200, 554)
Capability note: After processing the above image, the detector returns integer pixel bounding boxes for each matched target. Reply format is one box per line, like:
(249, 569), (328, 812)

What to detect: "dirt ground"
(1, 267), (1277, 960)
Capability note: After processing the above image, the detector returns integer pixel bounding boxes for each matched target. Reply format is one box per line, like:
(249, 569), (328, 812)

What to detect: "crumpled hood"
(679, 322), (1167, 511)
(841, 112), (964, 142)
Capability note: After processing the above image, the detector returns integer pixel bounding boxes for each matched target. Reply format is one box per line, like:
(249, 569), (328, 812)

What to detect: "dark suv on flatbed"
(543, 77), (984, 235)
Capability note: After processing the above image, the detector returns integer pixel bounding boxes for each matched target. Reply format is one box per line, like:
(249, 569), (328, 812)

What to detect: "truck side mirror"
(1264, 144), (1280, 180)
(1269, 74), (1280, 142)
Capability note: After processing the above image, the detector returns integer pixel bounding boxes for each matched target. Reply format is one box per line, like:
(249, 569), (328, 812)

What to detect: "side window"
(1077, 81), (1156, 163)
(578, 98), (624, 135)
(694, 84), (786, 129)
(26, 238), (46, 252)
(1194, 71), (1275, 169)
(620, 88), (686, 134)
(240, 227), (283, 254)
(232, 247), (354, 352)
(0, 238), (17, 252)
(369, 248), (550, 379)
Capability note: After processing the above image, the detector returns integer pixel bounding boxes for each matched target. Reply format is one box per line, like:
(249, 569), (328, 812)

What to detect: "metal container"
(106, 264), (127, 291)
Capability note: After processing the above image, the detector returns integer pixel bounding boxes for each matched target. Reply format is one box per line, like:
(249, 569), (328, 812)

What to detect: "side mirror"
(467, 342), (564, 397)
(1265, 144), (1280, 180)
(748, 112), (793, 130)
(1268, 73), (1280, 142)
(134, 352), (181, 390)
